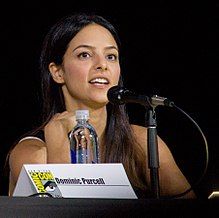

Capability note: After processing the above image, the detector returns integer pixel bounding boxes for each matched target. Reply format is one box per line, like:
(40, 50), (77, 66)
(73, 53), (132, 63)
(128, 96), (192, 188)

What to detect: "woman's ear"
(49, 62), (65, 84)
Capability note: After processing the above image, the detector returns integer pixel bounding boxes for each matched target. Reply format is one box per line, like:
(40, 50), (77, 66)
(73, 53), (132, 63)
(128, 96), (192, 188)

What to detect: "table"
(0, 196), (218, 217)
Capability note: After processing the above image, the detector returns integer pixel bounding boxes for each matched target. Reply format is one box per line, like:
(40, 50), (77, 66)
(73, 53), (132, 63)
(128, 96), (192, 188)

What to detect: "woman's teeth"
(89, 78), (109, 84)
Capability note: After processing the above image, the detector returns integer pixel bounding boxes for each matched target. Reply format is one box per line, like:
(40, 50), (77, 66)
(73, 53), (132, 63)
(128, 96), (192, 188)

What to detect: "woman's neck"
(87, 107), (107, 140)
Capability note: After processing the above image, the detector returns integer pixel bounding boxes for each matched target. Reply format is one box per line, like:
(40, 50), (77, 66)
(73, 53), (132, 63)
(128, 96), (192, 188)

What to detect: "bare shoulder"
(131, 124), (147, 135)
(131, 124), (169, 153)
(8, 137), (47, 195)
(9, 137), (46, 164)
(131, 124), (147, 149)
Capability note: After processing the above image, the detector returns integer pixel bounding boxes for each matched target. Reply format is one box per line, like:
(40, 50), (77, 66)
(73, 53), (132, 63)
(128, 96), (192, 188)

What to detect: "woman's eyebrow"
(73, 44), (118, 52)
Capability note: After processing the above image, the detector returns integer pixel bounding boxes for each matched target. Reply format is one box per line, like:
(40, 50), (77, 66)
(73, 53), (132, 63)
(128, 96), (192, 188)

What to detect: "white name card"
(13, 163), (137, 199)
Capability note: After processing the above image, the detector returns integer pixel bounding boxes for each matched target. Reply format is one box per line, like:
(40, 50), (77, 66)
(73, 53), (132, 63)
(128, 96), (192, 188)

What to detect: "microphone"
(107, 85), (174, 107)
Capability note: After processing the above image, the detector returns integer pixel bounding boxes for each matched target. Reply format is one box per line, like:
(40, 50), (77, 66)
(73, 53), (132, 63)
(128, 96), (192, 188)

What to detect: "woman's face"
(55, 23), (120, 108)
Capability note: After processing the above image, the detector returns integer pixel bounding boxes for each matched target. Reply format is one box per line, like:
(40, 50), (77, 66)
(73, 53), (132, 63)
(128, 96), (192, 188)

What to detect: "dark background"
(0, 1), (218, 198)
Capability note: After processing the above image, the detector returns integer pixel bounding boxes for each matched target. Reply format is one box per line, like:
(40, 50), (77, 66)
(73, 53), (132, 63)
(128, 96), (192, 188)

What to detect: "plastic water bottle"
(69, 110), (99, 164)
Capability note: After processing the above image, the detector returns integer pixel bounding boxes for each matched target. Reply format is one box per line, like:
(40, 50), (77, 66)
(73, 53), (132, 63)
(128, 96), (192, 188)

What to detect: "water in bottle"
(69, 110), (99, 164)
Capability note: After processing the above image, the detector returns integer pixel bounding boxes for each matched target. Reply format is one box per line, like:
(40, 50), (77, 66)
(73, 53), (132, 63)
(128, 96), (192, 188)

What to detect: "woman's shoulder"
(8, 130), (47, 195)
(131, 124), (147, 136)
(10, 137), (46, 158)
(9, 130), (46, 164)
(130, 124), (147, 148)
(18, 136), (44, 144)
(131, 124), (174, 163)
(16, 129), (45, 147)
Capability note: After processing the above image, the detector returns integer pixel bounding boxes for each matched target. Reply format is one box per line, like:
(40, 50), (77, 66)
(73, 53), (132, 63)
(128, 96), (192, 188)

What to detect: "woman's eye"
(78, 52), (91, 59)
(106, 54), (117, 61)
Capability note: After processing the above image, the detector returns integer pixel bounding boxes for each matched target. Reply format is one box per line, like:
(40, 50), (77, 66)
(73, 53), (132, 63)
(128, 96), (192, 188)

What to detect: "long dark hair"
(7, 13), (149, 193)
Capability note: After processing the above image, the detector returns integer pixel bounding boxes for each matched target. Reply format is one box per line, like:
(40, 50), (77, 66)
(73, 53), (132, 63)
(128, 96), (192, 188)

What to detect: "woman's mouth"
(89, 77), (109, 85)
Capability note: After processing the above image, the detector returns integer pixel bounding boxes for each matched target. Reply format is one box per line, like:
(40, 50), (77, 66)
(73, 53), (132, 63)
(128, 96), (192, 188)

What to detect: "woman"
(8, 13), (196, 198)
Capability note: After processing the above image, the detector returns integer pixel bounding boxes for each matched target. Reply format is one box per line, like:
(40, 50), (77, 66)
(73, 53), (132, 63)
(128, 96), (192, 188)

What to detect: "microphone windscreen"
(107, 85), (124, 105)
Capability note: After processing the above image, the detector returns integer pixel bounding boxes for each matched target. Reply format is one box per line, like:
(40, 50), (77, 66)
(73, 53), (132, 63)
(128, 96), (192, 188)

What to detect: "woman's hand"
(44, 111), (77, 163)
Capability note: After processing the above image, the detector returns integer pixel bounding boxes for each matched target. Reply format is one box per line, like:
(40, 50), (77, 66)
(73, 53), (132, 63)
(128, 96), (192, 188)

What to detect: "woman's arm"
(132, 124), (196, 198)
(9, 138), (46, 195)
(157, 136), (196, 198)
(9, 111), (76, 195)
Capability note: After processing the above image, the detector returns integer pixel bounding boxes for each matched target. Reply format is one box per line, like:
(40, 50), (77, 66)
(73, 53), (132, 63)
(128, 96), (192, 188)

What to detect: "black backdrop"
(0, 1), (218, 198)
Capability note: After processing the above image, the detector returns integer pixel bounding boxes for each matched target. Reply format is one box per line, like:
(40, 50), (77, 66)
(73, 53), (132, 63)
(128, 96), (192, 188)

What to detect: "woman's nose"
(96, 65), (107, 71)
(94, 56), (108, 72)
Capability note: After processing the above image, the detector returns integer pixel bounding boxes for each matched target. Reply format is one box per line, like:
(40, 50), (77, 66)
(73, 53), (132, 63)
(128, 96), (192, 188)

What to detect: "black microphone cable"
(107, 86), (209, 199)
(161, 103), (209, 199)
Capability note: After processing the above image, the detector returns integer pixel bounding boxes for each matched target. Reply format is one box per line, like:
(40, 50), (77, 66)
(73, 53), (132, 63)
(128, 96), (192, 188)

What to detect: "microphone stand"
(145, 106), (160, 199)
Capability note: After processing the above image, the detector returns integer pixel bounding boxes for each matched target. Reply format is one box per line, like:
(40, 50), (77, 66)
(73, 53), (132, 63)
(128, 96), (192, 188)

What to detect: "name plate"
(13, 163), (137, 199)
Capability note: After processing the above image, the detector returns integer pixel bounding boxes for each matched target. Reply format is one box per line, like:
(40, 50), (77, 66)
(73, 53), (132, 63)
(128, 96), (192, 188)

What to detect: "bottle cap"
(75, 110), (89, 120)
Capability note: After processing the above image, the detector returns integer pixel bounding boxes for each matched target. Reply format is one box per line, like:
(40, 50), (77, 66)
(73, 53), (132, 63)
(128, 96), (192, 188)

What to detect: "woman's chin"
(81, 96), (107, 109)
(93, 99), (108, 107)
